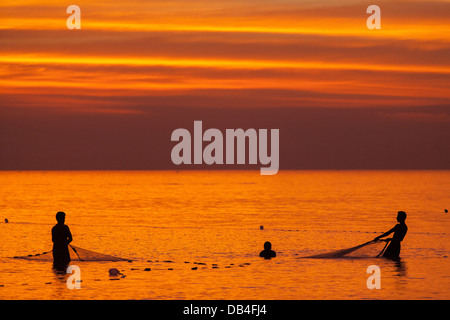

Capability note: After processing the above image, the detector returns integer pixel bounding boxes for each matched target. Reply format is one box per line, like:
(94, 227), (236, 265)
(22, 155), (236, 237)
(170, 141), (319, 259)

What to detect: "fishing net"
(303, 239), (390, 259)
(13, 245), (129, 262)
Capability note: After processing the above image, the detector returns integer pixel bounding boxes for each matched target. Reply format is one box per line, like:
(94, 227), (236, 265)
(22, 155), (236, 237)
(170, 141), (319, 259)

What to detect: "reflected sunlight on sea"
(0, 170), (449, 299)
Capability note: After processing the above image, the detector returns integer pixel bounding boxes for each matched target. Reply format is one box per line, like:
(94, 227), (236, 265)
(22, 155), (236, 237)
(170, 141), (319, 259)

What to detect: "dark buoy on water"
(260, 225), (264, 230)
(4, 218), (8, 223)
(445, 209), (448, 213)
(109, 268), (120, 276)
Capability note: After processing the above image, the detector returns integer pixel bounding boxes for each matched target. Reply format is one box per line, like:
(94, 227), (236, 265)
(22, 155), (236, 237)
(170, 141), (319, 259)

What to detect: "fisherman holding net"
(13, 211), (127, 262)
(52, 211), (73, 269)
(373, 211), (408, 260)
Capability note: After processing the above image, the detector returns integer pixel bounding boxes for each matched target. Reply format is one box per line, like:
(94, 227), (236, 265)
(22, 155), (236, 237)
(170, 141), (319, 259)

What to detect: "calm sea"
(0, 170), (449, 299)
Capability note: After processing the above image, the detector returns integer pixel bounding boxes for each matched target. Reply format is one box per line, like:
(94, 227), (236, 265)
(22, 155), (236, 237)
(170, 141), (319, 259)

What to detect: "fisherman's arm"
(374, 225), (397, 241)
(66, 226), (73, 244)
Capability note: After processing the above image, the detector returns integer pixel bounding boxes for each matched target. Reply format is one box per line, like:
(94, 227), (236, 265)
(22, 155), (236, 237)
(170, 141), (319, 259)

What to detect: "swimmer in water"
(259, 241), (276, 259)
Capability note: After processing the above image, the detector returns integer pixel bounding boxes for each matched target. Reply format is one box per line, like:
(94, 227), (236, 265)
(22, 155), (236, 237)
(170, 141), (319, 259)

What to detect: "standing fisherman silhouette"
(52, 211), (73, 269)
(373, 211), (408, 260)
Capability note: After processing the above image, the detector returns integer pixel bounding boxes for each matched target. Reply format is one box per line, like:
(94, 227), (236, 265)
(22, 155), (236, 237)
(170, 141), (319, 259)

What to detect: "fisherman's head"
(56, 211), (66, 224)
(397, 211), (407, 223)
(264, 241), (272, 250)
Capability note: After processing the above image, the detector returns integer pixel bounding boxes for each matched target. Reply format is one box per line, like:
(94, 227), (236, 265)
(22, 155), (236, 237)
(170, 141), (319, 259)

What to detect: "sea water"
(0, 170), (449, 299)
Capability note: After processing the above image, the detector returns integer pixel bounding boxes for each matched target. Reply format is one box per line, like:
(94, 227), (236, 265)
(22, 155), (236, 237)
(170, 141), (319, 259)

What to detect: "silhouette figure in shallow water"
(373, 211), (408, 260)
(259, 241), (276, 259)
(52, 211), (73, 269)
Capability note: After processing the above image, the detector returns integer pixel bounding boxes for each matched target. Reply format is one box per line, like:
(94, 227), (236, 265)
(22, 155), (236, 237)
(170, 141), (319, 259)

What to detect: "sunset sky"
(1, 0), (449, 170)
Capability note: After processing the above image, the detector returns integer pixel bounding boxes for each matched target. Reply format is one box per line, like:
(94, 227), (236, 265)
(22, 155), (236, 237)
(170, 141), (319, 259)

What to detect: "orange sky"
(1, 0), (450, 110)
(0, 0), (449, 169)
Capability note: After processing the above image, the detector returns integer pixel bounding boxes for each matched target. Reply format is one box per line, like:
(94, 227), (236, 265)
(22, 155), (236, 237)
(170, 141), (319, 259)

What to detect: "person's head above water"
(260, 241), (276, 258)
(397, 211), (407, 223)
(56, 211), (66, 224)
